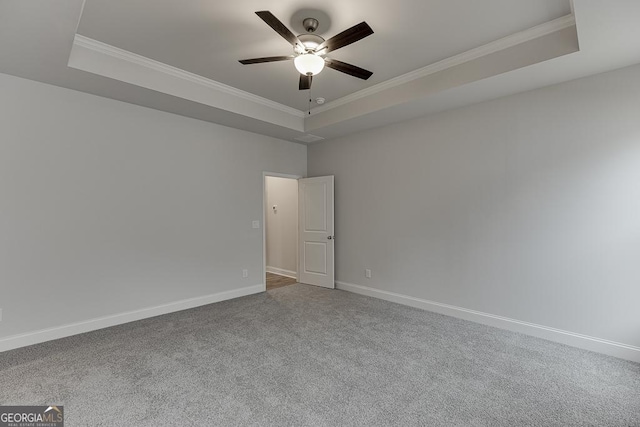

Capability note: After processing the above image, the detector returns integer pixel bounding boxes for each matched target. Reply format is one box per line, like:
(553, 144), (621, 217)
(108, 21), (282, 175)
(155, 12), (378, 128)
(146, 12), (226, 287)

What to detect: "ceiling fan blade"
(255, 11), (303, 50)
(299, 74), (312, 90)
(239, 56), (295, 65)
(315, 22), (373, 54)
(324, 58), (373, 80)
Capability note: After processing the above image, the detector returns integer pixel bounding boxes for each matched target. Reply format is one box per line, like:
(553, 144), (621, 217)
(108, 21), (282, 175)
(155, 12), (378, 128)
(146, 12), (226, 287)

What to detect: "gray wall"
(308, 64), (640, 348)
(0, 72), (306, 339)
(265, 176), (298, 275)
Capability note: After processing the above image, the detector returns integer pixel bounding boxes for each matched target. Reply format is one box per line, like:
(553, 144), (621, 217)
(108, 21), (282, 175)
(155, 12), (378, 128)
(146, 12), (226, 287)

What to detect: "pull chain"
(308, 87), (312, 115)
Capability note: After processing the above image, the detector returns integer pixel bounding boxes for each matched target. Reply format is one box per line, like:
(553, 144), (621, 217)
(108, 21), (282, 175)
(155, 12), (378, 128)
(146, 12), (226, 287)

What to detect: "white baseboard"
(0, 284), (264, 353)
(266, 266), (297, 280)
(336, 281), (640, 363)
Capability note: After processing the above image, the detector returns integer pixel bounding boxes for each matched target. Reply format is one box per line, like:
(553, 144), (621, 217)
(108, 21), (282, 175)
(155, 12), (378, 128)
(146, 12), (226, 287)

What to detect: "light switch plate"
(252, 220), (260, 229)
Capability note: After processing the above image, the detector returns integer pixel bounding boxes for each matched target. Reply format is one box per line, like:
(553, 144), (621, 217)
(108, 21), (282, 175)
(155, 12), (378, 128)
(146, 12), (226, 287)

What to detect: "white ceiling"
(1, 1), (640, 144)
(76, 0), (571, 110)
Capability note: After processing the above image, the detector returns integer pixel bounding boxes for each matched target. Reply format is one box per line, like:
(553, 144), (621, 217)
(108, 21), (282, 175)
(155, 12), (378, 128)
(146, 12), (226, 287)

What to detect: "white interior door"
(298, 176), (334, 289)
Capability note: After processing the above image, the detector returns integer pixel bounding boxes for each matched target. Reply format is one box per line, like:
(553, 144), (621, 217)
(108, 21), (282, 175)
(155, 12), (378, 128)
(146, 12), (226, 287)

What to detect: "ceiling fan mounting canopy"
(302, 17), (319, 33)
(238, 11), (374, 90)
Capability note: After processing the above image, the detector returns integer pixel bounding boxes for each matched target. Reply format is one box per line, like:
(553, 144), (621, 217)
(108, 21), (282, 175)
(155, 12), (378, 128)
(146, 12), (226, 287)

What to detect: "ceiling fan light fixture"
(239, 11), (374, 89)
(294, 53), (325, 76)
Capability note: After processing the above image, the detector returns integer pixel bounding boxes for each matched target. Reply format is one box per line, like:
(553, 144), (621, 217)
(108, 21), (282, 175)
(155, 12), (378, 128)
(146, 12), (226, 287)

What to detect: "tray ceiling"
(2, 1), (640, 144)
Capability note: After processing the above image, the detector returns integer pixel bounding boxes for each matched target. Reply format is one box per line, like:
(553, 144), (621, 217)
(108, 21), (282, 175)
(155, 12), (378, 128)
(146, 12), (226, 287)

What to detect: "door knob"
(327, 235), (334, 240)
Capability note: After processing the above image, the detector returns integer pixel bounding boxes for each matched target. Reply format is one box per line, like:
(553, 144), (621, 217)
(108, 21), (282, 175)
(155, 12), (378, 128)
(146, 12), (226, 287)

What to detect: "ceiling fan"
(239, 11), (374, 90)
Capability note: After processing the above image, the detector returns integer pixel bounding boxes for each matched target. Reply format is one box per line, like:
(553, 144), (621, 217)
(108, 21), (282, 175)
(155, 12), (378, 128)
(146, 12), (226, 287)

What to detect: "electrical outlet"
(0, 308), (2, 322)
(365, 269), (372, 279)
(242, 269), (248, 278)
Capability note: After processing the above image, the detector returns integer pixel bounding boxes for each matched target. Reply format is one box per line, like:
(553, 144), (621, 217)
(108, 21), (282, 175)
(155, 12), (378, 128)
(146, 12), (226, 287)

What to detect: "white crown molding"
(336, 281), (640, 363)
(312, 14), (576, 115)
(73, 34), (305, 118)
(72, 14), (574, 126)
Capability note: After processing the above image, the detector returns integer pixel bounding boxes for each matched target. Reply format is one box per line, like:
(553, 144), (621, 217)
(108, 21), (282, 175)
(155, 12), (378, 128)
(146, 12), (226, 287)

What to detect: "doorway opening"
(263, 173), (300, 291)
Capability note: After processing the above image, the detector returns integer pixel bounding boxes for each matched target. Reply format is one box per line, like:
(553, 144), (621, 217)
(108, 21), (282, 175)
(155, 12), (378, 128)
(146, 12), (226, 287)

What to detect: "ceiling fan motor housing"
(297, 34), (325, 53)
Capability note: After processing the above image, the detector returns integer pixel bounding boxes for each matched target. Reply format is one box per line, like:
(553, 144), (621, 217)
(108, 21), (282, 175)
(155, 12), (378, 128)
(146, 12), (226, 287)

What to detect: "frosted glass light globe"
(294, 54), (325, 76)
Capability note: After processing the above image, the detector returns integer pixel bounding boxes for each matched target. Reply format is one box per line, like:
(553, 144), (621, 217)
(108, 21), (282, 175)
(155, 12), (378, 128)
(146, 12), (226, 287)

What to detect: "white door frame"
(262, 172), (303, 291)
